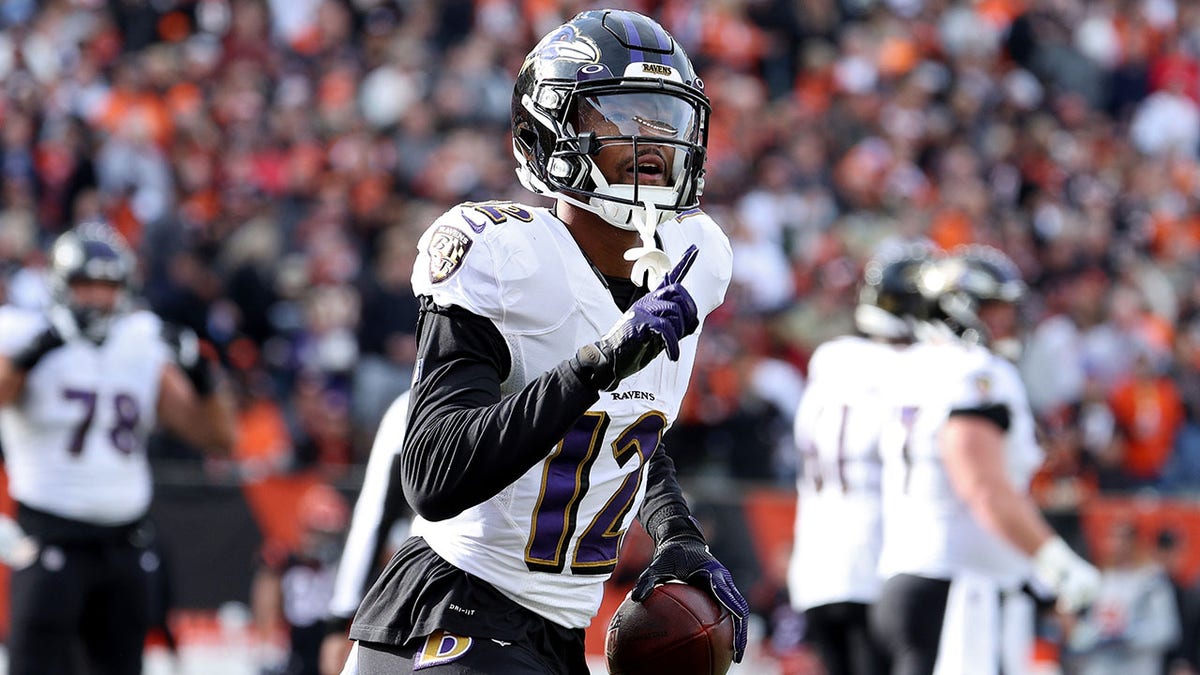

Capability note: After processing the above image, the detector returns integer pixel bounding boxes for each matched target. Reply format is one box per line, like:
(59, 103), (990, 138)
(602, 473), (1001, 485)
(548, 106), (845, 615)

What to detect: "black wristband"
(323, 615), (353, 637)
(568, 343), (611, 391)
(11, 328), (65, 371)
(185, 360), (216, 397)
(643, 503), (704, 546)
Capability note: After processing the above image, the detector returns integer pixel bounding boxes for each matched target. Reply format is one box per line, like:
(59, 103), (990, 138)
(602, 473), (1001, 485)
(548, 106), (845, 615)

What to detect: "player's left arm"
(157, 364), (236, 455)
(632, 443), (750, 662)
(0, 357), (28, 406)
(156, 324), (236, 455)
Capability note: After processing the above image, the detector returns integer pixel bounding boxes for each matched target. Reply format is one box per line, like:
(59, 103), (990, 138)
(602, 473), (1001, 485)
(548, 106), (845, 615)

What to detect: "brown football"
(605, 582), (735, 675)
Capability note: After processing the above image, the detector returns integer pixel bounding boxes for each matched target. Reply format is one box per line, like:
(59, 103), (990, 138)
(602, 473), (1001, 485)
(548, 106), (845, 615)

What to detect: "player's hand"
(0, 515), (38, 569)
(161, 323), (216, 395)
(631, 532), (749, 663)
(572, 245), (700, 392)
(1033, 536), (1101, 614)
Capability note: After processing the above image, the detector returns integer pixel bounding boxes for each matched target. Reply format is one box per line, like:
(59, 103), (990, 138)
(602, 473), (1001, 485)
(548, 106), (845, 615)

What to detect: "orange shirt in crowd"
(94, 90), (174, 148)
(1109, 376), (1184, 479)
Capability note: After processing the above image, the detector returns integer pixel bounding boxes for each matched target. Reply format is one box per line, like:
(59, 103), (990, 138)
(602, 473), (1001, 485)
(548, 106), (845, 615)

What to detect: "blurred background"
(0, 0), (1199, 672)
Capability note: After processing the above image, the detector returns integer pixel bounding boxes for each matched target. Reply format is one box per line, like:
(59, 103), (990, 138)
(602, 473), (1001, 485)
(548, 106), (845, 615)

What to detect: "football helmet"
(919, 245), (1027, 350)
(854, 246), (939, 340)
(512, 10), (710, 233)
(48, 221), (136, 344)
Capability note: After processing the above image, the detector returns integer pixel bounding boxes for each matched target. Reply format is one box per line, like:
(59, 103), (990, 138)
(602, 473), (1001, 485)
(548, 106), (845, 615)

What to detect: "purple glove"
(630, 530), (750, 663)
(572, 245), (700, 392)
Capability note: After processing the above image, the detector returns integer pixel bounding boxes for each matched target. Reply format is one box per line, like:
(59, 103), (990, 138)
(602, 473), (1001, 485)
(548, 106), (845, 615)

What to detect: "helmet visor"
(574, 92), (701, 143)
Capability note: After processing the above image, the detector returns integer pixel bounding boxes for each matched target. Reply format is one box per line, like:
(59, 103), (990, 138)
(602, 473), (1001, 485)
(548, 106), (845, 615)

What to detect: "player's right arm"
(400, 297), (600, 522)
(940, 358), (1099, 612)
(400, 211), (700, 522)
(0, 307), (73, 405)
(941, 413), (1054, 556)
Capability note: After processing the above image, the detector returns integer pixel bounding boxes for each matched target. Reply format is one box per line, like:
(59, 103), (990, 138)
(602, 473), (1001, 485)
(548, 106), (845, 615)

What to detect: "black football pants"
(869, 574), (951, 675)
(8, 541), (150, 675)
(805, 600), (891, 675)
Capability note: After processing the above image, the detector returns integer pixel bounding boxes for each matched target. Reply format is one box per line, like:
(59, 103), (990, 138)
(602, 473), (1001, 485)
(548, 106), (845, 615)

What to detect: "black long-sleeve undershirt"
(400, 295), (693, 534)
(401, 299), (599, 521)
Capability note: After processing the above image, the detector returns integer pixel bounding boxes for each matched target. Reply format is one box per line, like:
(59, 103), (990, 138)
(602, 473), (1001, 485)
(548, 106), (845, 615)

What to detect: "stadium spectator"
(1065, 521), (1180, 675)
(1155, 529), (1193, 675)
(252, 482), (350, 675)
(1102, 342), (1185, 490)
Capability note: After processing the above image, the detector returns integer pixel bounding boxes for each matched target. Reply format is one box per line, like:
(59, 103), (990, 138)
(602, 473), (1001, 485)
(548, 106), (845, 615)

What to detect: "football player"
(788, 246), (936, 675)
(0, 221), (236, 674)
(870, 246), (1101, 675)
(344, 10), (748, 674)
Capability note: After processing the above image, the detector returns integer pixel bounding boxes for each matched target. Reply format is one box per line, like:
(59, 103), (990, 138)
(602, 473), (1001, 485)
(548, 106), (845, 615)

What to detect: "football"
(605, 581), (735, 675)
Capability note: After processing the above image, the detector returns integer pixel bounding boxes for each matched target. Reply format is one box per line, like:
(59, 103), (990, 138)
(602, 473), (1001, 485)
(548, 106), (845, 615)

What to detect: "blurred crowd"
(1, 0), (1200, 521)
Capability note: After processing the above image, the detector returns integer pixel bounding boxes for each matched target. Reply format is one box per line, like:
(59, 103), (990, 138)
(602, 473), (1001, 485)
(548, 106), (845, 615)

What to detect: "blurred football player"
(254, 483), (351, 675)
(870, 246), (1101, 675)
(318, 391), (412, 675)
(0, 221), (236, 674)
(344, 9), (748, 674)
(788, 246), (936, 675)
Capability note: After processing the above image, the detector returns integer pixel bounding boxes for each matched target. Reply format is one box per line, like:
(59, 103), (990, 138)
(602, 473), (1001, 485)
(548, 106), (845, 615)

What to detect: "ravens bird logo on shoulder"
(429, 225), (473, 283)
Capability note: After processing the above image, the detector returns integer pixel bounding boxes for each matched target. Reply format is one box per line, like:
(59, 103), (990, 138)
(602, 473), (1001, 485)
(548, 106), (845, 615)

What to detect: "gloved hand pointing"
(572, 245), (700, 392)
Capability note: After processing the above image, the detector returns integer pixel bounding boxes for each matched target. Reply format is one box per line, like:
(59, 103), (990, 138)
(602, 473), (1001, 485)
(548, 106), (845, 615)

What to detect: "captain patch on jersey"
(429, 225), (473, 283)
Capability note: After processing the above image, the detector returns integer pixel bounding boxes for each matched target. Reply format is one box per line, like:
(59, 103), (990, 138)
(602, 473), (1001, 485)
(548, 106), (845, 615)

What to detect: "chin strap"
(623, 199), (671, 288)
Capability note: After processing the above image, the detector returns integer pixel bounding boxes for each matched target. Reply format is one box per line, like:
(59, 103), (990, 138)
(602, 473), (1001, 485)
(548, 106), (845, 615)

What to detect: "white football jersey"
(0, 307), (169, 525)
(877, 340), (1043, 588)
(407, 201), (731, 629)
(788, 336), (893, 611)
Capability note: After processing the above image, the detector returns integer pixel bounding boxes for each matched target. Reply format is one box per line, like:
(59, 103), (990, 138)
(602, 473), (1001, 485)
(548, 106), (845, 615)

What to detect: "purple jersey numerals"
(60, 388), (141, 456)
(525, 411), (666, 575)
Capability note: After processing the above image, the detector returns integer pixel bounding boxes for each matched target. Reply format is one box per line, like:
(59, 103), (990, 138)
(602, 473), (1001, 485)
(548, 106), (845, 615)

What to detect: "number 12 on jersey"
(524, 411), (666, 575)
